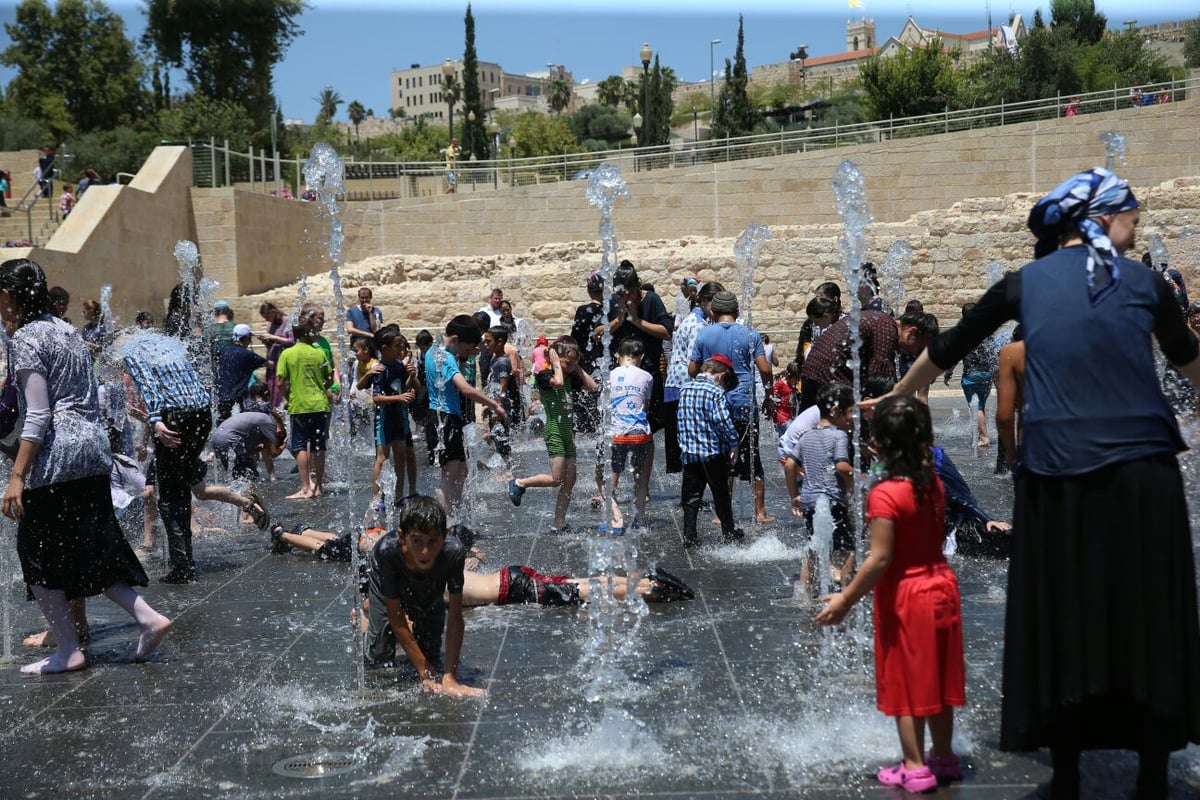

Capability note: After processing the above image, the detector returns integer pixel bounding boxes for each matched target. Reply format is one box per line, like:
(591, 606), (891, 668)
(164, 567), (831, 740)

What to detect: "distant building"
(722, 16), (1028, 105)
(390, 61), (576, 122)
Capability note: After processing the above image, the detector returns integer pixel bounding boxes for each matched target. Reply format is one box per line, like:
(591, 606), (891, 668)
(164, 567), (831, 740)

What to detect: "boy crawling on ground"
(362, 494), (484, 697)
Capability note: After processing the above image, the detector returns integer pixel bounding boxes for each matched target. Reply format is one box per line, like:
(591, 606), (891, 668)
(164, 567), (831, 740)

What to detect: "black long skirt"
(1000, 453), (1200, 752)
(17, 474), (148, 600)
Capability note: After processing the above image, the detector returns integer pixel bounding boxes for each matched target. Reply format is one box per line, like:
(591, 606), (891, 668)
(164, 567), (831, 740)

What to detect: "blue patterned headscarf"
(1027, 167), (1139, 306)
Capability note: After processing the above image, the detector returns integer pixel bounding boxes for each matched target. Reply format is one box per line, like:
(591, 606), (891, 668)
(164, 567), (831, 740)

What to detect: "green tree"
(374, 115), (446, 161)
(712, 15), (756, 138)
(789, 45), (808, 61)
(1050, 0), (1107, 45)
(1182, 17), (1200, 69)
(142, 0), (305, 135)
(461, 4), (487, 160)
(1016, 24), (1082, 100)
(62, 125), (161, 181)
(313, 87), (343, 124)
(347, 100), (366, 140)
(506, 111), (581, 159)
(648, 56), (675, 146)
(1077, 29), (1173, 92)
(546, 76), (572, 115)
(1, 0), (145, 136)
(859, 38), (960, 119)
(596, 75), (625, 107)
(621, 79), (640, 114)
(568, 103), (630, 149)
(156, 95), (259, 149)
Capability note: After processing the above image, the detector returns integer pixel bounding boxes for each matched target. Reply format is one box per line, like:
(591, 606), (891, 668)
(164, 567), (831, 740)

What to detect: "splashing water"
(830, 158), (874, 671)
(302, 142), (360, 688)
(585, 164), (628, 535)
(734, 223), (771, 330)
(1100, 131), (1126, 170)
(986, 260), (1005, 289)
(833, 159), (873, 273)
(1147, 233), (1169, 268)
(880, 240), (912, 313)
(98, 284), (115, 333)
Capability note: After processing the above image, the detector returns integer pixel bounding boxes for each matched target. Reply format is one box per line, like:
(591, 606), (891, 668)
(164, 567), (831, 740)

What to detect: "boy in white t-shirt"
(603, 337), (654, 533)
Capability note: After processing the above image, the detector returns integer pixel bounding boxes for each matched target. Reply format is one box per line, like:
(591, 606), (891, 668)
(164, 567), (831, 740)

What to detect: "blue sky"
(1, 0), (1195, 124)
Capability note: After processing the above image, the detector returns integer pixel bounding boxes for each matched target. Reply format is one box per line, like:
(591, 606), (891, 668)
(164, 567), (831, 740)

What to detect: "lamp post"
(710, 38), (721, 127)
(441, 59), (456, 143)
(490, 122), (500, 189)
(467, 109), (476, 159)
(640, 42), (652, 147)
(509, 135), (517, 187)
(795, 44), (808, 97)
(632, 111), (642, 144)
(692, 107), (698, 141)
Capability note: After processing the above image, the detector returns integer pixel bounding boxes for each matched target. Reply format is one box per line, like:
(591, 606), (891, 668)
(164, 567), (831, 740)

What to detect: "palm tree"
(547, 77), (572, 114)
(596, 75), (625, 107)
(347, 100), (366, 139)
(622, 79), (640, 113)
(314, 86), (343, 124)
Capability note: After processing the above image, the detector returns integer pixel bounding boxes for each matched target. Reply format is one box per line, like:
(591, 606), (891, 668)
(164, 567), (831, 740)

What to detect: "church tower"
(846, 18), (876, 52)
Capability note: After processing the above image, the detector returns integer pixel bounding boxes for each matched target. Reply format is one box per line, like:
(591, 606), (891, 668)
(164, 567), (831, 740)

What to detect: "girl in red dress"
(815, 394), (965, 793)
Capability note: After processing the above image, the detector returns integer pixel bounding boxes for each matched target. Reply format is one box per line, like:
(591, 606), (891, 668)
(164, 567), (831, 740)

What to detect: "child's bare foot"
(286, 490), (313, 500)
(23, 630), (53, 648)
(21, 649), (86, 674)
(135, 615), (173, 661)
(755, 512), (777, 524)
(977, 437), (991, 447)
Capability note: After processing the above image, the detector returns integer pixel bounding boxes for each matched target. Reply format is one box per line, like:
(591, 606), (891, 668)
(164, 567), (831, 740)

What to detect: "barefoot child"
(362, 494), (485, 696)
(602, 337), (654, 533)
(507, 337), (598, 534)
(792, 382), (856, 595)
(815, 395), (965, 793)
(369, 326), (418, 500)
(276, 320), (332, 499)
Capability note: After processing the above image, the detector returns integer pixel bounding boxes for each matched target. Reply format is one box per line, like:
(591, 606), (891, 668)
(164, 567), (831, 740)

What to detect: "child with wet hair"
(362, 494), (485, 697)
(793, 382), (856, 596)
(817, 395), (964, 793)
(677, 355), (742, 546)
(507, 337), (598, 534)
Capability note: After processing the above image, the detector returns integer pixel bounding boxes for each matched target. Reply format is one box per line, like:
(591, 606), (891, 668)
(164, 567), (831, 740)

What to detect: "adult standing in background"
(877, 167), (1200, 799)
(346, 286), (384, 348)
(608, 260), (673, 478)
(35, 145), (55, 217)
(688, 291), (775, 525)
(569, 274), (605, 436)
(664, 280), (722, 474)
(0, 258), (171, 674)
(475, 288), (503, 386)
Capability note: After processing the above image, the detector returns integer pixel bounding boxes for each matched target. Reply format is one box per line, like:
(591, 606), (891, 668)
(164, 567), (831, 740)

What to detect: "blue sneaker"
(597, 523), (626, 535)
(507, 478), (525, 507)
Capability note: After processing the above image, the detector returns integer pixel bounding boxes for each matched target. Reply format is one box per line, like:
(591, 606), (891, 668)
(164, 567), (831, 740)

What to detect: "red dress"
(868, 476), (966, 717)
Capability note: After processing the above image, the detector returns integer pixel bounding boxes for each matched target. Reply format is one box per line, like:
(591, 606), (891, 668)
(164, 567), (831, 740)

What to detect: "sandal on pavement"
(877, 763), (937, 793)
(246, 492), (270, 530)
(647, 566), (695, 602)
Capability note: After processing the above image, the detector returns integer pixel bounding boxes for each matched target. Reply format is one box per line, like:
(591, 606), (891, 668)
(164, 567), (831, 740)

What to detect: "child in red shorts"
(816, 394), (965, 793)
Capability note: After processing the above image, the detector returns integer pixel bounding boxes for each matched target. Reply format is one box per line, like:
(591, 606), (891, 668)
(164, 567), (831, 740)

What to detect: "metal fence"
(190, 76), (1196, 198)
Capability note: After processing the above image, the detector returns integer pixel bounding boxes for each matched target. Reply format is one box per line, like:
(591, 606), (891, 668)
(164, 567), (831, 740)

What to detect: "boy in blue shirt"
(425, 315), (507, 516)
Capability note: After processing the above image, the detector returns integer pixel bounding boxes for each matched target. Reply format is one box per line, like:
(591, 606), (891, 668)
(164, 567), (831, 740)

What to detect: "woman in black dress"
(875, 168), (1200, 798)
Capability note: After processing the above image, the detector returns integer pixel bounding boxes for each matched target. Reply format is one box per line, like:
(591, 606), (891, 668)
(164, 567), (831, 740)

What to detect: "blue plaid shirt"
(123, 355), (211, 424)
(677, 374), (738, 463)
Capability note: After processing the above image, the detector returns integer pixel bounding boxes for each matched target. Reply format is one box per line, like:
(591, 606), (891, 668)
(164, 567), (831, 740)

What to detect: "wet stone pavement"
(1, 392), (1199, 799)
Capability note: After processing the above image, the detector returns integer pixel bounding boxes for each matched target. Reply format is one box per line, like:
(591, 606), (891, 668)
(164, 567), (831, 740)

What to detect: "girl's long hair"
(0, 258), (51, 327)
(870, 395), (936, 492)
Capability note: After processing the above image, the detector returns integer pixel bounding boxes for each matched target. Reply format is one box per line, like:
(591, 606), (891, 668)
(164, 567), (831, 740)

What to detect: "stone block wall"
(230, 176), (1200, 343)
(337, 96), (1200, 261)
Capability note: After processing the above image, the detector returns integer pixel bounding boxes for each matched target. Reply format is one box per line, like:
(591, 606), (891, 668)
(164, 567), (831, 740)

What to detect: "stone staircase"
(0, 197), (60, 246)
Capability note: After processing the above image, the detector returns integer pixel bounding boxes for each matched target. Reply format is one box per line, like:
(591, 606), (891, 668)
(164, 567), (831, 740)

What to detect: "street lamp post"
(490, 122), (500, 189)
(640, 43), (652, 147)
(509, 136), (517, 187)
(442, 59), (456, 143)
(710, 38), (721, 127)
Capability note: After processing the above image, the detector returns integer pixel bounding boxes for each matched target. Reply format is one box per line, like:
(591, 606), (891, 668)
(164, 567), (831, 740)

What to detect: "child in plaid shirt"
(677, 355), (741, 547)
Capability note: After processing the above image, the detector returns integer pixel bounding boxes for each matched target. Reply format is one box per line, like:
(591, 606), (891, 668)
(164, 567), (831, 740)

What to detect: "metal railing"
(189, 76), (1195, 198)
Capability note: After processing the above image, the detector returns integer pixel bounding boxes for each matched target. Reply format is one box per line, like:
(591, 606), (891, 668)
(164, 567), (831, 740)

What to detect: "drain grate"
(272, 751), (362, 779)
